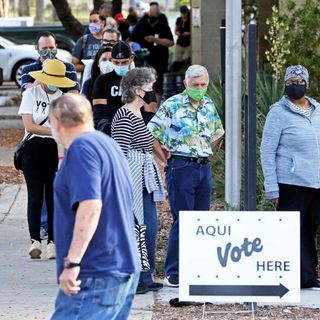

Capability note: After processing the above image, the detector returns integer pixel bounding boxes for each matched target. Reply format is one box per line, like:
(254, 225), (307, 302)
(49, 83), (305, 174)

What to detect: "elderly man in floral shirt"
(147, 64), (224, 287)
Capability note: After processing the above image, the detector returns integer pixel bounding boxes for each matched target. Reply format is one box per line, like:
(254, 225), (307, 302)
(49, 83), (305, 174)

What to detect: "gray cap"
(284, 65), (309, 87)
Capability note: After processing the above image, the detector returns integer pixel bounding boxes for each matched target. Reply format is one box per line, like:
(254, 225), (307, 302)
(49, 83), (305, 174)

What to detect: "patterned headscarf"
(284, 65), (309, 88)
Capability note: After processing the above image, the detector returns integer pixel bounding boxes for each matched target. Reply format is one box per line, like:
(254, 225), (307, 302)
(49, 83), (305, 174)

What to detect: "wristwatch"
(64, 258), (81, 269)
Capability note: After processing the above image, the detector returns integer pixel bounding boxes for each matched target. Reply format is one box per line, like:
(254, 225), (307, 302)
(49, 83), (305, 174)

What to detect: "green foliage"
(207, 73), (283, 211)
(264, 6), (290, 81)
(242, 0), (258, 25)
(265, 0), (320, 98)
(177, 0), (190, 6)
(256, 72), (284, 115)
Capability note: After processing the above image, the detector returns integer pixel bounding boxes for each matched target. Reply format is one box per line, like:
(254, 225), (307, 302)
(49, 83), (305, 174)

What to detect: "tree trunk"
(51, 0), (84, 40)
(112, 0), (122, 16)
(0, 0), (9, 17)
(35, 0), (45, 22)
(18, 0), (30, 16)
(11, 0), (17, 16)
(93, 0), (105, 11)
(257, 0), (279, 69)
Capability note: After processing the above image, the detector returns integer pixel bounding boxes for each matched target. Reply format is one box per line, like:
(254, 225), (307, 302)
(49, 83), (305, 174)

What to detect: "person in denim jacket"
(261, 65), (320, 290)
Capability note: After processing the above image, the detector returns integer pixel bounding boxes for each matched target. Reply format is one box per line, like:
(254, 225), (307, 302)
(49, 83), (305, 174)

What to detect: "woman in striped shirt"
(111, 67), (165, 294)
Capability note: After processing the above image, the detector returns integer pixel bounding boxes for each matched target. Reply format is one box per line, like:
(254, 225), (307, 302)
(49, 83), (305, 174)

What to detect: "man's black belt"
(171, 155), (210, 164)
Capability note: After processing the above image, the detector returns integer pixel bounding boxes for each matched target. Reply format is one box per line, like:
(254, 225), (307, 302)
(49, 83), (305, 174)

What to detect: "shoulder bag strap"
(22, 116), (49, 143)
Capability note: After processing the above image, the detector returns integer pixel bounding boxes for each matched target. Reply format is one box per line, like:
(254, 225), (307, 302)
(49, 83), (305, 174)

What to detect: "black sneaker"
(136, 283), (148, 294)
(301, 280), (320, 290)
(147, 282), (163, 291)
(164, 275), (179, 287)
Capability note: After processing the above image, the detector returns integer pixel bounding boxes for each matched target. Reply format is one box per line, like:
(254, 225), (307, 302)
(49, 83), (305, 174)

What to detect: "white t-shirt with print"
(19, 85), (62, 140)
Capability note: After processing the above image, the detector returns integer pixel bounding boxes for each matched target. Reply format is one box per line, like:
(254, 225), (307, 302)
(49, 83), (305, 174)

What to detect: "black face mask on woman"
(285, 83), (307, 100)
(140, 90), (156, 104)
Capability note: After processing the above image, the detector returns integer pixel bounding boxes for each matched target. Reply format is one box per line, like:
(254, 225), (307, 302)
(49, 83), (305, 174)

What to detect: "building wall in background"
(191, 0), (225, 80)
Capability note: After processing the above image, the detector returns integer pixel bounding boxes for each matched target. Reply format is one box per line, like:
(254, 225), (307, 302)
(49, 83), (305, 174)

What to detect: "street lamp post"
(225, 0), (242, 209)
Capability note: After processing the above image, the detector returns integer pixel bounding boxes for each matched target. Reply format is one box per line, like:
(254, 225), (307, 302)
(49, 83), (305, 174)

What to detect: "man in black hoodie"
(131, 2), (174, 101)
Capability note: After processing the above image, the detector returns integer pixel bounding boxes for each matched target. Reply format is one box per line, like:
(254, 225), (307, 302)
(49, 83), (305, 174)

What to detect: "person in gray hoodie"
(261, 65), (320, 290)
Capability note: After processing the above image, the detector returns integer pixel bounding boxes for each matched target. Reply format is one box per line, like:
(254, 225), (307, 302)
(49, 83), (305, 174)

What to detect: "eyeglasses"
(101, 40), (116, 47)
(285, 80), (306, 86)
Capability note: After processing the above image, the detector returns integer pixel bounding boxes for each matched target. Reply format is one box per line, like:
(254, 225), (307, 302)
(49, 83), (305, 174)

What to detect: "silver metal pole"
(225, 0), (242, 209)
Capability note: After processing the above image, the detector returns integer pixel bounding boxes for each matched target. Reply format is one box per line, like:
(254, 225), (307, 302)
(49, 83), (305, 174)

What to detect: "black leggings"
(22, 137), (58, 243)
(278, 183), (320, 286)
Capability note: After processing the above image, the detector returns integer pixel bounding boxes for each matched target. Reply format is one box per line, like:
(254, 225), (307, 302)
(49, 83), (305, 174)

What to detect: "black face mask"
(101, 41), (115, 48)
(285, 83), (307, 100)
(140, 90), (156, 104)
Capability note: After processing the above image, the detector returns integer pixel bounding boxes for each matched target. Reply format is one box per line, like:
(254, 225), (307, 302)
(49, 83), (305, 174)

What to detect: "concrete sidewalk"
(0, 105), (23, 128)
(0, 185), (155, 320)
(1, 184), (320, 320)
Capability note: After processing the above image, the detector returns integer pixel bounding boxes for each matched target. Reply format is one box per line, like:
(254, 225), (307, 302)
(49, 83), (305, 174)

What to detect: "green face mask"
(186, 86), (207, 102)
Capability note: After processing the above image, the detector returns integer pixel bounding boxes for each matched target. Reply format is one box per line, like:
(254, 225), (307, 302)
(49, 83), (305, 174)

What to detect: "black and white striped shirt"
(288, 100), (314, 120)
(111, 108), (154, 157)
(112, 107), (165, 224)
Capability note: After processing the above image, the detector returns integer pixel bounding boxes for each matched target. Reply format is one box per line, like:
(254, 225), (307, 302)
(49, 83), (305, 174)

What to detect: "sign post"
(179, 211), (300, 308)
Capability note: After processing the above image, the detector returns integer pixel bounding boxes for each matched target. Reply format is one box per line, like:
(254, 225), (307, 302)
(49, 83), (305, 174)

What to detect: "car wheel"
(12, 59), (35, 87)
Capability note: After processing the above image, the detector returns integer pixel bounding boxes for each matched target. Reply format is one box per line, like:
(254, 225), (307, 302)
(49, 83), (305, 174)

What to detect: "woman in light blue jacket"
(261, 65), (320, 290)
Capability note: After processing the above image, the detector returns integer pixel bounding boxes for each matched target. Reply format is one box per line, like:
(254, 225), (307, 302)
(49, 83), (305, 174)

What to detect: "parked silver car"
(0, 35), (72, 86)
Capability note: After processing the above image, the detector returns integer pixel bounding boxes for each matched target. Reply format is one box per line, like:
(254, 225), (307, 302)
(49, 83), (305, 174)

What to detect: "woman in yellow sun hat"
(18, 59), (76, 260)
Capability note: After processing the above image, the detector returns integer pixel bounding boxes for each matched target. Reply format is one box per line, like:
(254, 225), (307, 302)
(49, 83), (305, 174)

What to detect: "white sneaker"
(47, 241), (56, 259)
(163, 275), (179, 287)
(29, 240), (41, 259)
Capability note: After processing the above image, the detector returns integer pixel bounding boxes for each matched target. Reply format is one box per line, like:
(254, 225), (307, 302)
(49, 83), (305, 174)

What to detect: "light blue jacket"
(260, 96), (320, 199)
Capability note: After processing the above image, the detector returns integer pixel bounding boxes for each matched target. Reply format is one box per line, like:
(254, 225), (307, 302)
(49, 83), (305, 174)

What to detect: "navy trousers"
(164, 158), (212, 277)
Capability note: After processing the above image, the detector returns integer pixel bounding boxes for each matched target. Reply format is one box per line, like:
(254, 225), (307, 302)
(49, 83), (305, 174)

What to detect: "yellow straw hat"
(29, 59), (76, 88)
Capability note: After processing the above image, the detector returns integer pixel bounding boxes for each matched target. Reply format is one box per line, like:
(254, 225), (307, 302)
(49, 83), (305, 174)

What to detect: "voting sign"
(179, 211), (300, 303)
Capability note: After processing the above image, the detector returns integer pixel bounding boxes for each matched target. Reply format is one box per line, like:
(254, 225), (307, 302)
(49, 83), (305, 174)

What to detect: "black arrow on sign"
(189, 283), (289, 298)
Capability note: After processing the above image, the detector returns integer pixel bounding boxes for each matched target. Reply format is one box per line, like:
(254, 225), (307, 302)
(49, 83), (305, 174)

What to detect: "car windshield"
(0, 36), (16, 47)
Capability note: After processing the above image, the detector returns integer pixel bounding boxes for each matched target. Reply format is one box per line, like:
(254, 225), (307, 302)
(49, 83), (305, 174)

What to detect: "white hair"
(185, 64), (209, 82)
(106, 17), (117, 29)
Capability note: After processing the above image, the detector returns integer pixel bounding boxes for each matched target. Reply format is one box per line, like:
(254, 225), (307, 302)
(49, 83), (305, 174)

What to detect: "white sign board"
(192, 7), (201, 28)
(179, 211), (300, 303)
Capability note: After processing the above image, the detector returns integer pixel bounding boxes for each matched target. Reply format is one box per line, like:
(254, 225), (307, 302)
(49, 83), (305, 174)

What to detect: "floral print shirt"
(147, 90), (225, 157)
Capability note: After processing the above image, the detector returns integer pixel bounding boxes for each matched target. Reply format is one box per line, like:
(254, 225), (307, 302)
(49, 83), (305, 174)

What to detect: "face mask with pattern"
(89, 22), (101, 34)
(39, 48), (57, 60)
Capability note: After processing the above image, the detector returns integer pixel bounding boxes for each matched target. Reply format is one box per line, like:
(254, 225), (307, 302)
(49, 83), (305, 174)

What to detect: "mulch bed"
(0, 128), (24, 147)
(0, 166), (24, 185)
(152, 303), (320, 319)
(0, 129), (24, 185)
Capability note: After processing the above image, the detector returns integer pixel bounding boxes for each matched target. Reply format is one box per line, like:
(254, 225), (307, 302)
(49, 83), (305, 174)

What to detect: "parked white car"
(0, 35), (72, 86)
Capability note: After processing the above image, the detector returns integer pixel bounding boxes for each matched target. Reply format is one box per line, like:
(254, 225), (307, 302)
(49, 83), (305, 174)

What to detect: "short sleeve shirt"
(18, 85), (62, 139)
(147, 90), (225, 157)
(91, 71), (123, 120)
(54, 131), (140, 280)
(72, 34), (101, 60)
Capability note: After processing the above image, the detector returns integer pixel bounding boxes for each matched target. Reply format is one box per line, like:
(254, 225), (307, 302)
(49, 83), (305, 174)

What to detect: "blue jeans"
(51, 273), (139, 320)
(164, 158), (212, 276)
(139, 190), (158, 286)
